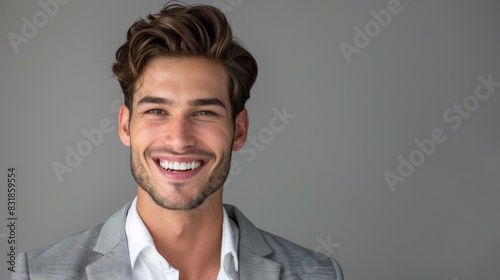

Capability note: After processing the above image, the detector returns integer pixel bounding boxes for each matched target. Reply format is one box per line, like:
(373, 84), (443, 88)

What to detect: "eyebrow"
(189, 98), (226, 109)
(137, 96), (175, 106)
(137, 96), (226, 109)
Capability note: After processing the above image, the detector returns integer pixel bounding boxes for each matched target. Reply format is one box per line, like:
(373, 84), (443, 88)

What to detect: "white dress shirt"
(125, 197), (239, 280)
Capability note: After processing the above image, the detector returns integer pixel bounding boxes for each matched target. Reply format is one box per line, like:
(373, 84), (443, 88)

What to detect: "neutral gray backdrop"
(1, 0), (499, 279)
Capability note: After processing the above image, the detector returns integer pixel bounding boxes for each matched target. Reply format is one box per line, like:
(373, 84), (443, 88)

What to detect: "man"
(12, 4), (343, 279)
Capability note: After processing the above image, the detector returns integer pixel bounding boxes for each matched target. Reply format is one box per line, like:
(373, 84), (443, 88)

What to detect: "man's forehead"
(139, 57), (227, 81)
(133, 57), (230, 105)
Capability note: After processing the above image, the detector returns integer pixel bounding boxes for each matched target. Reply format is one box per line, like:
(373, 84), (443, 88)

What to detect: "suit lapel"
(85, 240), (131, 280)
(224, 204), (281, 280)
(239, 251), (281, 280)
(85, 203), (133, 280)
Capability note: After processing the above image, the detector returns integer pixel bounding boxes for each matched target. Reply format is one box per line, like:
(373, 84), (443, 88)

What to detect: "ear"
(118, 105), (131, 147)
(232, 109), (249, 151)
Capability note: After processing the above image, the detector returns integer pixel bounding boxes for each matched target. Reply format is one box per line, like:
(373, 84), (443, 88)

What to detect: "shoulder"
(28, 222), (104, 259)
(12, 203), (131, 280)
(12, 223), (104, 279)
(260, 230), (343, 279)
(224, 204), (343, 279)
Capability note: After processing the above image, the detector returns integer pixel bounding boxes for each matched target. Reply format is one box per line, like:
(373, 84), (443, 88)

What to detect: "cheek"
(200, 126), (233, 149)
(130, 122), (161, 145)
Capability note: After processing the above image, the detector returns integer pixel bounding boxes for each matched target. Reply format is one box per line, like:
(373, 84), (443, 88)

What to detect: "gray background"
(1, 0), (499, 279)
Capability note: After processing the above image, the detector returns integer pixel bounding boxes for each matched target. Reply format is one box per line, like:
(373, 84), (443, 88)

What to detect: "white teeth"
(159, 160), (202, 171)
(180, 162), (187, 170)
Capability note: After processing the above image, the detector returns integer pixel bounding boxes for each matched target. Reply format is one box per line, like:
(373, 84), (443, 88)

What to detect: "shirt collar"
(221, 204), (239, 276)
(125, 197), (239, 274)
(125, 197), (155, 269)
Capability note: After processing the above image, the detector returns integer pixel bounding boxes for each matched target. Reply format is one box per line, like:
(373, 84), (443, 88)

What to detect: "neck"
(136, 187), (224, 279)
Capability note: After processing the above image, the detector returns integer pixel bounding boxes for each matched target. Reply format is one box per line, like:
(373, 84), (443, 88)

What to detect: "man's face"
(118, 57), (248, 211)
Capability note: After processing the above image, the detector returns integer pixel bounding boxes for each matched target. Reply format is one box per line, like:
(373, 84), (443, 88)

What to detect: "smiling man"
(12, 4), (342, 280)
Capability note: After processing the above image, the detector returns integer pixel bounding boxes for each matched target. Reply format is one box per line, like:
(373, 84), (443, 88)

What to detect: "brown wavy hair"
(112, 3), (258, 121)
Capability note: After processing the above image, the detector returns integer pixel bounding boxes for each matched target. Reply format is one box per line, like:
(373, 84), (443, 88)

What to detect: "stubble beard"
(129, 145), (232, 211)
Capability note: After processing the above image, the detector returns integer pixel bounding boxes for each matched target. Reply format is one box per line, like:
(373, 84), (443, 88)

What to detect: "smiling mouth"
(158, 160), (204, 172)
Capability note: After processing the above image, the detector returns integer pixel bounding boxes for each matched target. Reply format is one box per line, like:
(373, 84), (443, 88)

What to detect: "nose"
(164, 116), (196, 151)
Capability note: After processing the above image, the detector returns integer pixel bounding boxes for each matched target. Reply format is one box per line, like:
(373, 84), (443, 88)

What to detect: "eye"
(194, 111), (216, 117)
(146, 109), (165, 115)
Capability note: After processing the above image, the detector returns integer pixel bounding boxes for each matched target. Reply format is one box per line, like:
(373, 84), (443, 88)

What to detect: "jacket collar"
(85, 202), (281, 280)
(86, 203), (132, 279)
(224, 204), (281, 280)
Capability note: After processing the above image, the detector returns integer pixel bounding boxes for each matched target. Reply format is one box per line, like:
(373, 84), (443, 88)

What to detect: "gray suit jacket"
(12, 203), (343, 279)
